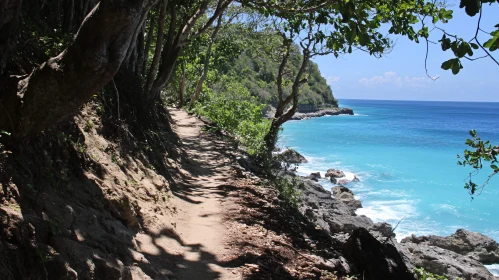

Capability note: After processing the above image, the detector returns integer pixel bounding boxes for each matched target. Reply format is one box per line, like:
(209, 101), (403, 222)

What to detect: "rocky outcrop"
(331, 186), (362, 212)
(290, 107), (354, 120)
(401, 229), (499, 265)
(325, 169), (345, 178)
(344, 228), (416, 280)
(397, 230), (499, 279)
(398, 241), (496, 280)
(278, 148), (308, 164)
(243, 154), (498, 280)
(296, 178), (375, 237)
(305, 172), (321, 182)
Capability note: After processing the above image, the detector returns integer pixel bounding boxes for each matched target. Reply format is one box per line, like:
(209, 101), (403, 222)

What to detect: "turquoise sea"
(280, 99), (499, 242)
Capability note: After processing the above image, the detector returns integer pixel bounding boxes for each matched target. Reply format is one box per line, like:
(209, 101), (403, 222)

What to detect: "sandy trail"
(136, 108), (240, 280)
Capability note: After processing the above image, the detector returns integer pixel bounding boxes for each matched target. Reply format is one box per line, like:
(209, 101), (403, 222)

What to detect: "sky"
(314, 1), (499, 102)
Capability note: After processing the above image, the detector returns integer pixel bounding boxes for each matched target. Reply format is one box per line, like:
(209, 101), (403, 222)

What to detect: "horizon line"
(338, 98), (499, 103)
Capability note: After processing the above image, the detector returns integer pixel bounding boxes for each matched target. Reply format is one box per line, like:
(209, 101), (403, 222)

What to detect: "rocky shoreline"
(292, 167), (499, 280)
(264, 106), (354, 120)
(238, 147), (499, 279)
(290, 107), (355, 120)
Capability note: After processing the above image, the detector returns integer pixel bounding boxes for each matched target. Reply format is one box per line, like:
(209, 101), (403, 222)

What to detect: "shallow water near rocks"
(280, 99), (499, 244)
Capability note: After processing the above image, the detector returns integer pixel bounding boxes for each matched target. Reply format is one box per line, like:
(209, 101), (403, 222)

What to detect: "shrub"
(414, 268), (450, 280)
(193, 75), (270, 158)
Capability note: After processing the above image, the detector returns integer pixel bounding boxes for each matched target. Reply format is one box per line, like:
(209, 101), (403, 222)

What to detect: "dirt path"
(140, 108), (240, 280)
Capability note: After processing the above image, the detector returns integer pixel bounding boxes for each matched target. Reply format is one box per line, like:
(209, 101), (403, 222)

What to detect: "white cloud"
(327, 76), (341, 85)
(359, 71), (429, 88)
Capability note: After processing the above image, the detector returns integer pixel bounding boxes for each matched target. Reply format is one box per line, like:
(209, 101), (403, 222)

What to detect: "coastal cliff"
(286, 166), (499, 280)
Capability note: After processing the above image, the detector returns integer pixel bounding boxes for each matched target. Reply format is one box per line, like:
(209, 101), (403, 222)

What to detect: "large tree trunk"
(0, 0), (22, 75)
(0, 0), (156, 138)
(142, 9), (156, 75)
(144, 0), (169, 95)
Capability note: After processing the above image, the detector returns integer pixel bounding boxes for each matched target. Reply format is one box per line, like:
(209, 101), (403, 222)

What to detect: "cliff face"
(224, 46), (338, 108)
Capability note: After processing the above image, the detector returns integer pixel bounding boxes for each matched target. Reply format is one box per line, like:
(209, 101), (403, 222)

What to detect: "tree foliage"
(458, 130), (499, 197)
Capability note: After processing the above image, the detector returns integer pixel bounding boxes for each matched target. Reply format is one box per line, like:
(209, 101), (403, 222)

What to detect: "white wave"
(433, 203), (461, 217)
(356, 199), (418, 223)
(484, 264), (499, 276)
(353, 113), (369, 116)
(362, 189), (408, 198)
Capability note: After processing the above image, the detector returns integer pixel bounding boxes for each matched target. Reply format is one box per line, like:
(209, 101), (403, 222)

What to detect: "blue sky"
(314, 2), (499, 102)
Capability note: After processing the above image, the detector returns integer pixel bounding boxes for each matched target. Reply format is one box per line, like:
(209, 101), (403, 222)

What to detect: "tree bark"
(178, 62), (185, 108)
(144, 0), (168, 94)
(142, 10), (155, 75)
(0, 0), (157, 138)
(264, 45), (310, 154)
(0, 0), (22, 75)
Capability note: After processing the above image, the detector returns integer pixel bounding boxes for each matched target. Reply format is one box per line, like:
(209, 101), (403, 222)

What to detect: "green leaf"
(484, 32), (499, 52)
(492, 164), (499, 171)
(459, 0), (480, 16)
(441, 59), (453, 70)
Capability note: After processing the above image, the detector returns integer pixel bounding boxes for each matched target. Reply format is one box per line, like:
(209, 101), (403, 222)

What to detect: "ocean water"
(280, 99), (499, 242)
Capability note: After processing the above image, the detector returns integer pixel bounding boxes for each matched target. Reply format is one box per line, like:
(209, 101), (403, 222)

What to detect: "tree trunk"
(0, 0), (157, 138)
(142, 10), (156, 75)
(189, 12), (224, 110)
(263, 42), (310, 155)
(0, 0), (22, 75)
(144, 0), (168, 94)
(135, 20), (146, 74)
(178, 62), (185, 108)
(147, 1), (212, 102)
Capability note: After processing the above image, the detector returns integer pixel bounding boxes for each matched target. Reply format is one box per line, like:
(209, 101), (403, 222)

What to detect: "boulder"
(306, 172), (321, 182)
(278, 148), (308, 164)
(401, 229), (499, 265)
(372, 222), (395, 239)
(325, 169), (345, 178)
(237, 155), (260, 173)
(398, 241), (495, 280)
(327, 215), (374, 234)
(331, 186), (362, 211)
(339, 107), (354, 115)
(343, 228), (416, 280)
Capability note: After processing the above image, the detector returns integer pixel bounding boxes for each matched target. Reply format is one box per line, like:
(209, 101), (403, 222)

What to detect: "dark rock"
(93, 255), (132, 280)
(328, 215), (373, 234)
(398, 241), (495, 280)
(237, 155), (259, 173)
(298, 178), (373, 236)
(331, 186), (362, 211)
(305, 172), (321, 182)
(338, 107), (354, 115)
(290, 107), (355, 120)
(343, 228), (416, 280)
(372, 222), (395, 239)
(325, 169), (345, 178)
(401, 229), (499, 265)
(278, 148), (308, 164)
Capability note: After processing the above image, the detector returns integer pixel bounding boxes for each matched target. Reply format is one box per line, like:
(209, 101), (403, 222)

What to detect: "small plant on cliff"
(414, 267), (449, 280)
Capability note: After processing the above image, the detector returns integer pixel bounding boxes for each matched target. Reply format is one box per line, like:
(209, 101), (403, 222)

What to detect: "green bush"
(193, 75), (270, 158)
(414, 268), (450, 280)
